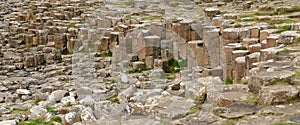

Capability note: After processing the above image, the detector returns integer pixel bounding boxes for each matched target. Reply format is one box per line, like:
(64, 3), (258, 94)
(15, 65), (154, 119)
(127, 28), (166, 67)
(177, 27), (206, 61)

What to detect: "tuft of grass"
(100, 51), (113, 57)
(275, 26), (292, 33)
(111, 79), (116, 84)
(51, 116), (62, 123)
(46, 106), (58, 114)
(160, 119), (171, 125)
(225, 79), (233, 85)
(33, 98), (43, 105)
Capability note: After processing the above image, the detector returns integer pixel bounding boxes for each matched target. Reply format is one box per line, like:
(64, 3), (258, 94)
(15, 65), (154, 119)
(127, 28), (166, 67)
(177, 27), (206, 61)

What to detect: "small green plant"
(162, 58), (182, 73)
(109, 97), (119, 104)
(46, 106), (58, 114)
(111, 79), (116, 84)
(225, 79), (233, 85)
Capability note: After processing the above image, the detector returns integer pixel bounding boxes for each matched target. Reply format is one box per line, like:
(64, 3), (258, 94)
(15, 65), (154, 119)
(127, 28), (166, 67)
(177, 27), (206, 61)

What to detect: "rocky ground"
(0, 0), (300, 125)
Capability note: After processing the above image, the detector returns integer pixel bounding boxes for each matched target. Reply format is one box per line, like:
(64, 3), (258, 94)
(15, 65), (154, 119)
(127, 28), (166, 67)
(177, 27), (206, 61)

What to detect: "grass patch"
(270, 80), (290, 85)
(242, 94), (258, 105)
(276, 25), (292, 33)
(51, 116), (62, 123)
(160, 119), (171, 125)
(277, 48), (300, 54)
(277, 6), (300, 14)
(141, 15), (162, 21)
(109, 97), (119, 104)
(128, 67), (152, 74)
(165, 74), (176, 80)
(64, 102), (73, 107)
(66, 23), (77, 28)
(46, 106), (58, 114)
(188, 106), (201, 115)
(100, 51), (113, 57)
(123, 1), (133, 6)
(290, 37), (300, 47)
(225, 79), (233, 85)
(223, 119), (239, 125)
(10, 109), (29, 115)
(19, 117), (54, 125)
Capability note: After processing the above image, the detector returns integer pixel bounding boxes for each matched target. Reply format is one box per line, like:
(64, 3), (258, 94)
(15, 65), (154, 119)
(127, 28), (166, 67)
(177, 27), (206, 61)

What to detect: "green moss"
(109, 97), (119, 104)
(225, 79), (233, 85)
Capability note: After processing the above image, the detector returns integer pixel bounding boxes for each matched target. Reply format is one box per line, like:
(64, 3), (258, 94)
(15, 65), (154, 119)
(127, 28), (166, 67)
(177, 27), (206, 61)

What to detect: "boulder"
(257, 85), (299, 105)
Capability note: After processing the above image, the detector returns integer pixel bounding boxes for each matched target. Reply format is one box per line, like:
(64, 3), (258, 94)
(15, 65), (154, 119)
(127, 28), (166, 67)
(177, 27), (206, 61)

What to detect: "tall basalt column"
(223, 43), (242, 80)
(188, 40), (209, 69)
(203, 26), (221, 67)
